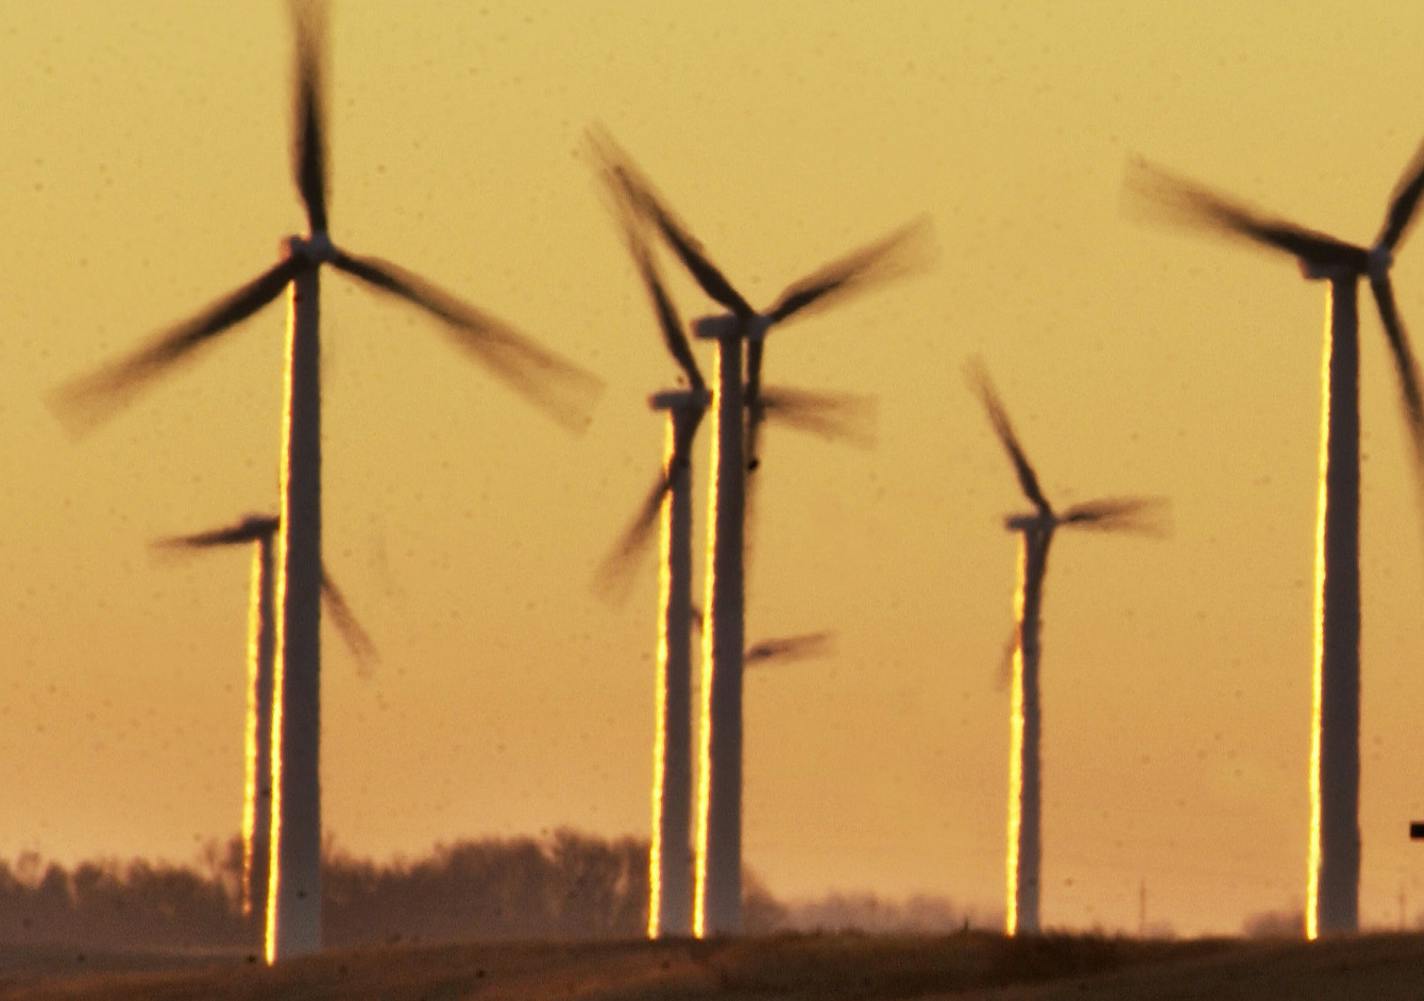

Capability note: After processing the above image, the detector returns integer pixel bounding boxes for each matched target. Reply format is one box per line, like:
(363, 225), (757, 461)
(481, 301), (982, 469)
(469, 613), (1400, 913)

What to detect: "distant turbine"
(970, 363), (1165, 937)
(1129, 145), (1424, 939)
(593, 128), (930, 937)
(592, 178), (708, 941)
(53, 1), (600, 963)
(154, 513), (374, 934)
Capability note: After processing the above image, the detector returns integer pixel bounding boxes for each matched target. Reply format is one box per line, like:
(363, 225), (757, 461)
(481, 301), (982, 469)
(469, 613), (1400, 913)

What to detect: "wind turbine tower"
(970, 362), (1165, 936)
(158, 515), (282, 926)
(55, 1), (599, 962)
(594, 146), (887, 936)
(155, 513), (373, 938)
(1130, 143), (1424, 938)
(593, 179), (709, 939)
(595, 131), (929, 936)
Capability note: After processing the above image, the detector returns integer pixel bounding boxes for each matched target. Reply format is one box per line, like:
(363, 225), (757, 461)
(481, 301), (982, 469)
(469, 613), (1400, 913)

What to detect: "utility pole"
(1407, 823), (1424, 930)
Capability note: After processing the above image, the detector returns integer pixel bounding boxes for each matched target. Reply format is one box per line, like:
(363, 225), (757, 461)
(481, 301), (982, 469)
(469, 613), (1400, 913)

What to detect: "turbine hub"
(1368, 242), (1394, 279)
(240, 513), (281, 537)
(1005, 511), (1054, 533)
(1298, 257), (1350, 282)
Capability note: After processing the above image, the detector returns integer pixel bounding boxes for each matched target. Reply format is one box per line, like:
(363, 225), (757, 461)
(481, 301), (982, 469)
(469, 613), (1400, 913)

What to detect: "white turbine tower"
(593, 181), (709, 940)
(592, 156), (872, 938)
(594, 131), (929, 937)
(54, 1), (600, 962)
(1130, 145), (1424, 938)
(969, 362), (1165, 937)
(154, 514), (373, 935)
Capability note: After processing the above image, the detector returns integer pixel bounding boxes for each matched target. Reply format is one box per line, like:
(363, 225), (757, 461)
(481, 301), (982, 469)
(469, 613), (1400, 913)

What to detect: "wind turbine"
(592, 129), (929, 937)
(592, 167), (870, 939)
(53, 1), (600, 963)
(592, 176), (709, 941)
(1129, 145), (1424, 938)
(153, 513), (374, 934)
(969, 362), (1165, 937)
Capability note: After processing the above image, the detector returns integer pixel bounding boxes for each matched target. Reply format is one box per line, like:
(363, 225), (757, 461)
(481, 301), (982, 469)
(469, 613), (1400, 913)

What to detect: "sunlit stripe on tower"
(1005, 537), (1029, 936)
(265, 288), (301, 966)
(648, 418), (679, 939)
(692, 388), (721, 939)
(1305, 285), (1335, 943)
(241, 543), (265, 918)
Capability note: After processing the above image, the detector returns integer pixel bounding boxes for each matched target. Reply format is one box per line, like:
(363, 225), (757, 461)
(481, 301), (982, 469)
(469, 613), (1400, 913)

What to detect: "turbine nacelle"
(691, 313), (770, 341)
(233, 513), (281, 540)
(1005, 511), (1054, 533)
(649, 388), (711, 412)
(155, 512), (280, 550)
(1299, 256), (1361, 283)
(286, 232), (335, 266)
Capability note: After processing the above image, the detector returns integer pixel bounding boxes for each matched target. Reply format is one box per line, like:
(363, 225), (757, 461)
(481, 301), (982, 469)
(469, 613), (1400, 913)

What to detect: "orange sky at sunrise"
(4, 1), (1424, 937)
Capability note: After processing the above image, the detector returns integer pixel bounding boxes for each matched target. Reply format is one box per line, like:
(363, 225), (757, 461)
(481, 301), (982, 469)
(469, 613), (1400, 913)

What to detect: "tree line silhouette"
(0, 830), (903, 951)
(12, 828), (1409, 949)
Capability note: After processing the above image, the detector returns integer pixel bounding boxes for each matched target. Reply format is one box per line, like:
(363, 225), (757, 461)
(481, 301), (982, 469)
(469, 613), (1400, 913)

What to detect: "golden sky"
(5, 0), (1424, 937)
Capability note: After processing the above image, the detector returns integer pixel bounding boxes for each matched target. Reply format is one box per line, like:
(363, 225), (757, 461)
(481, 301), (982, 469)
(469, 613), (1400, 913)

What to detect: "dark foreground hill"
(2, 931), (1422, 1001)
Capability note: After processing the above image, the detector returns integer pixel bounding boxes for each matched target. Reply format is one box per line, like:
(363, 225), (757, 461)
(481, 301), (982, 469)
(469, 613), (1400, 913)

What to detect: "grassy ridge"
(15, 931), (1420, 1001)
(8, 934), (1424, 996)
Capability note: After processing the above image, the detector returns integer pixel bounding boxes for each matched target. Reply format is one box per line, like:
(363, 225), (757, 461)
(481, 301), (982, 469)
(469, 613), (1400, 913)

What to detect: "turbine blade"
(758, 386), (878, 448)
(745, 631), (835, 666)
(586, 126), (755, 318)
(290, 0), (329, 234)
(52, 257), (303, 434)
(1126, 158), (1366, 270)
(320, 569), (377, 674)
(966, 360), (1051, 515)
(1059, 496), (1170, 535)
(1370, 273), (1424, 485)
(592, 473), (672, 601)
(330, 248), (603, 432)
(153, 514), (280, 551)
(1377, 137), (1424, 254)
(608, 178), (705, 391)
(592, 406), (706, 602)
(766, 216), (934, 325)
